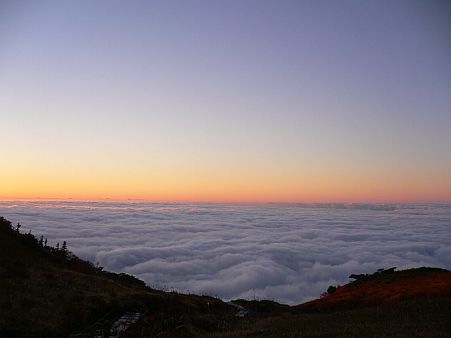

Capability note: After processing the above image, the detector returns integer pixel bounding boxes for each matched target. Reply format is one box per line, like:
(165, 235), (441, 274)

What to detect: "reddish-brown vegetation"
(298, 268), (451, 313)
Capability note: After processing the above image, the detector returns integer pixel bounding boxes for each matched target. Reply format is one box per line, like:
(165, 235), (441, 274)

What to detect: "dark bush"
(327, 286), (337, 294)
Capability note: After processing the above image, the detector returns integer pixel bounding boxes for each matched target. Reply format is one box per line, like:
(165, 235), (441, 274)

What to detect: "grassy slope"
(212, 297), (451, 337)
(1, 216), (451, 337)
(0, 217), (148, 337)
(213, 269), (451, 337)
(297, 267), (451, 312)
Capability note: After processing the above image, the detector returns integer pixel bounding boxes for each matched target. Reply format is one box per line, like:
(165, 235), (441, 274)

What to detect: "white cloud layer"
(1, 201), (450, 304)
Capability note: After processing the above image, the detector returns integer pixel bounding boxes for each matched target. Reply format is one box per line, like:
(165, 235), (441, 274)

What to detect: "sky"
(1, 0), (450, 202)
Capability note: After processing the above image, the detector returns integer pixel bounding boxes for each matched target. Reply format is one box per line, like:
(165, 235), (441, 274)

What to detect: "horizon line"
(1, 197), (450, 205)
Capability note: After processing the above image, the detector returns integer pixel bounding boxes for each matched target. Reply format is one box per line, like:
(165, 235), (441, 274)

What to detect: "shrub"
(327, 286), (337, 294)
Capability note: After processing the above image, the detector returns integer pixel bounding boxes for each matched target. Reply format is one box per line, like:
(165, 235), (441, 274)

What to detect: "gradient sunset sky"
(1, 0), (450, 202)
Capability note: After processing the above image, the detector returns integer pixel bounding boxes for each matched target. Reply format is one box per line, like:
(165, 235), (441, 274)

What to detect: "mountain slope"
(297, 267), (451, 312)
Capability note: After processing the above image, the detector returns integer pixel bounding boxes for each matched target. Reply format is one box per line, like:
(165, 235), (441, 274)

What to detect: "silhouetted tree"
(16, 223), (21, 232)
(39, 235), (44, 246)
(44, 238), (48, 247)
(327, 286), (337, 294)
(61, 241), (68, 258)
(56, 242), (60, 250)
(349, 273), (368, 281)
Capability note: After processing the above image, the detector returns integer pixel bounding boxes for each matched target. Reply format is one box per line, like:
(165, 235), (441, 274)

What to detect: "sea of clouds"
(1, 201), (450, 304)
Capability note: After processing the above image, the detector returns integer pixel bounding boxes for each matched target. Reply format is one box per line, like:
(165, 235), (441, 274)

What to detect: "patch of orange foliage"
(297, 269), (451, 313)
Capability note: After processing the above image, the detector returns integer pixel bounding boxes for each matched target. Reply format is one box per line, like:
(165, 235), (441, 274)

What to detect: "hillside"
(1, 216), (451, 337)
(0, 216), (235, 337)
(297, 267), (451, 312)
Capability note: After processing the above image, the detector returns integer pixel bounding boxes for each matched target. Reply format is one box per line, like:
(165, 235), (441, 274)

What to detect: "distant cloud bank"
(1, 201), (450, 304)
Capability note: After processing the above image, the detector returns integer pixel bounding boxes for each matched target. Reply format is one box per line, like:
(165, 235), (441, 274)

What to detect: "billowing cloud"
(1, 201), (450, 304)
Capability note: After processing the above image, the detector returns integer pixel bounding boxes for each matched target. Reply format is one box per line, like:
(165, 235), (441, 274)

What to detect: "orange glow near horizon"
(1, 165), (450, 203)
